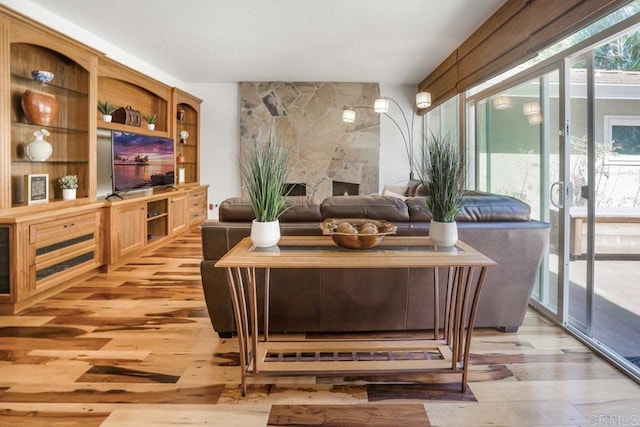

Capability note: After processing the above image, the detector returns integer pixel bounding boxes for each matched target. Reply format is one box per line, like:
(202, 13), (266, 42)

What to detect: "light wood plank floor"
(0, 230), (639, 426)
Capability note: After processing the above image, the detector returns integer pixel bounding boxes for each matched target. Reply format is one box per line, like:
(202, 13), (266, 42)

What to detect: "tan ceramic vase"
(21, 90), (59, 126)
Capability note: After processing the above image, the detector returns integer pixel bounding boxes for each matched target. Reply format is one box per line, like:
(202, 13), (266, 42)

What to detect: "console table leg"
(247, 267), (259, 373)
(433, 268), (440, 340)
(264, 268), (270, 342)
(461, 266), (489, 392)
(226, 268), (248, 396)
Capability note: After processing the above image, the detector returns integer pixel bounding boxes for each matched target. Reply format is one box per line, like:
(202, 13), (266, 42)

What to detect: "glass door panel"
(567, 57), (592, 333)
(476, 70), (560, 314)
(591, 33), (640, 371)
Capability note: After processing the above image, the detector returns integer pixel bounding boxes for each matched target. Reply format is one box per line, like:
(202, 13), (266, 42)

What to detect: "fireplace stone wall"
(239, 82), (380, 201)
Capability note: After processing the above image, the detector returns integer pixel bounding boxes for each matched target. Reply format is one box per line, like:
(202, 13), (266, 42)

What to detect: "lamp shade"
(374, 98), (389, 113)
(523, 101), (540, 116)
(342, 108), (356, 123)
(492, 96), (511, 110)
(415, 91), (431, 108)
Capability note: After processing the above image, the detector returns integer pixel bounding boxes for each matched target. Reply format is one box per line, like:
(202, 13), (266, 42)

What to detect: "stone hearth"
(239, 82), (380, 201)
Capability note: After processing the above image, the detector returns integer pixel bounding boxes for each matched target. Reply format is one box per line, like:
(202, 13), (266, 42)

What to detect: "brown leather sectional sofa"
(200, 193), (550, 337)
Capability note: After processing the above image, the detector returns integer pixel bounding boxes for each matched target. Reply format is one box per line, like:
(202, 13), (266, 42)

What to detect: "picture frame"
(24, 173), (49, 205)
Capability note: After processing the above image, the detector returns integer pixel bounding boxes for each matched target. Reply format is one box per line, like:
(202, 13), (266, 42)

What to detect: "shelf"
(12, 122), (89, 134)
(11, 74), (89, 97)
(98, 122), (168, 137)
(11, 160), (88, 164)
(147, 212), (168, 222)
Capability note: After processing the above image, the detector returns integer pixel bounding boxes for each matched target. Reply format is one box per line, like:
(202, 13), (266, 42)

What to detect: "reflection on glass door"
(476, 69), (560, 315)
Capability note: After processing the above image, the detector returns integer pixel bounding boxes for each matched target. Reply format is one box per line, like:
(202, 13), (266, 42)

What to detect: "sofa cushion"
(406, 193), (531, 222)
(218, 196), (322, 222)
(321, 195), (410, 221)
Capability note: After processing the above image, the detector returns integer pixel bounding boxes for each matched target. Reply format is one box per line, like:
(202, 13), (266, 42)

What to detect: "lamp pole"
(343, 98), (420, 181)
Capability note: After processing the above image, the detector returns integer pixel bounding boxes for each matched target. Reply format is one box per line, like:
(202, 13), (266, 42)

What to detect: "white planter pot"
(62, 188), (76, 201)
(250, 219), (281, 248)
(429, 220), (458, 247)
(147, 123), (155, 130)
(102, 114), (112, 122)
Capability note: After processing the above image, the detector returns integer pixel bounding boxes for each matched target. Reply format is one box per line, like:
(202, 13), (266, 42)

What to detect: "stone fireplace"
(239, 82), (380, 201)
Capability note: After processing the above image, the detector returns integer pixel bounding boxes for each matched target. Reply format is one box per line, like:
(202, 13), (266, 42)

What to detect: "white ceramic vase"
(429, 220), (458, 247)
(147, 123), (155, 131)
(25, 129), (52, 161)
(62, 188), (76, 201)
(250, 219), (281, 248)
(103, 114), (112, 122)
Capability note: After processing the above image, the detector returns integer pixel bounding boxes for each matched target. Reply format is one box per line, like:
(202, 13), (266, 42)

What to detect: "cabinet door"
(112, 203), (146, 261)
(170, 194), (188, 235)
(188, 187), (207, 226)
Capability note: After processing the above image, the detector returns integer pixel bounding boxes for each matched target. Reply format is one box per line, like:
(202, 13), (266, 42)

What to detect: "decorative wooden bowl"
(319, 218), (398, 249)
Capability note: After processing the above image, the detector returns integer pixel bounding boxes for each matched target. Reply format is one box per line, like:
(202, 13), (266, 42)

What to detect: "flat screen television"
(112, 131), (175, 193)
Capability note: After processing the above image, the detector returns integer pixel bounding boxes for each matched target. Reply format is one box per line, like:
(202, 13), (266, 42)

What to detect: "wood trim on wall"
(417, 0), (633, 113)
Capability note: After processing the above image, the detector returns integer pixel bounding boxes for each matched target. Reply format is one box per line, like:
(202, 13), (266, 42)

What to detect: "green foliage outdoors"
(239, 128), (291, 222)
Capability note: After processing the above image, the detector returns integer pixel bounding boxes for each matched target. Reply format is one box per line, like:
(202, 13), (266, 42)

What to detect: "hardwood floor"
(0, 229), (639, 426)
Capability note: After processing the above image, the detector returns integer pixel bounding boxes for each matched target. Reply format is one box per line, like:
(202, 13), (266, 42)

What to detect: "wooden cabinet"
(170, 193), (188, 235)
(0, 7), (206, 311)
(105, 186), (206, 269)
(109, 201), (146, 262)
(0, 204), (103, 314)
(173, 89), (202, 185)
(188, 186), (208, 226)
(2, 8), (99, 209)
(97, 57), (171, 138)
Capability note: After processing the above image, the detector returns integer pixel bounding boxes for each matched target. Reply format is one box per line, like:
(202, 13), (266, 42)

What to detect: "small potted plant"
(97, 100), (118, 122)
(59, 174), (78, 201)
(144, 114), (158, 130)
(416, 132), (464, 247)
(239, 127), (291, 247)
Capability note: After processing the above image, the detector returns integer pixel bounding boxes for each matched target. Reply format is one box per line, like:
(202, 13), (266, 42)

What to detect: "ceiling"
(26, 0), (506, 85)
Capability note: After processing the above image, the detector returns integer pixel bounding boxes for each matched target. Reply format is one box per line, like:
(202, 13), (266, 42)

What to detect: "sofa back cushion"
(406, 192), (531, 222)
(321, 195), (410, 221)
(218, 196), (322, 222)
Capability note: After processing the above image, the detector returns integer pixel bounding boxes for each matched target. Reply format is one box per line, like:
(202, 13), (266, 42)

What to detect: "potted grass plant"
(239, 127), (291, 248)
(97, 100), (117, 122)
(417, 132), (464, 247)
(144, 114), (158, 130)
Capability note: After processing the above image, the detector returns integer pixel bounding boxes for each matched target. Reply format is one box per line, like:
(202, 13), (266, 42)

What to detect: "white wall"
(379, 84), (423, 189)
(185, 84), (239, 219)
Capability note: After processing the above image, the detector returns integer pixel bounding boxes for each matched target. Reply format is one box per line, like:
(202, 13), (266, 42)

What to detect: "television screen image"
(112, 131), (175, 192)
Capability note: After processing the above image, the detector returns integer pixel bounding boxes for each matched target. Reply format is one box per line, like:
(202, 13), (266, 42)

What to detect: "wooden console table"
(215, 236), (496, 396)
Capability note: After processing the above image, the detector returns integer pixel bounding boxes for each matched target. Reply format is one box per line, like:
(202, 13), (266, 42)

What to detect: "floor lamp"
(342, 91), (431, 181)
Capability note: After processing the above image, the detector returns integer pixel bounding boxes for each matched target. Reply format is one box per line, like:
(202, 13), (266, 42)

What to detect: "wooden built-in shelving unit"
(0, 5), (208, 313)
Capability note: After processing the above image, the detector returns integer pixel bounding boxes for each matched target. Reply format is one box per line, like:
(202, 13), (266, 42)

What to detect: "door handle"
(550, 181), (564, 209)
(580, 185), (589, 200)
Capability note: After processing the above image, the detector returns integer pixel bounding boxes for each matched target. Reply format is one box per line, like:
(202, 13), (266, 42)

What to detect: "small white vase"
(25, 129), (52, 161)
(429, 220), (458, 247)
(62, 188), (76, 201)
(147, 123), (155, 131)
(250, 219), (281, 248)
(103, 114), (112, 122)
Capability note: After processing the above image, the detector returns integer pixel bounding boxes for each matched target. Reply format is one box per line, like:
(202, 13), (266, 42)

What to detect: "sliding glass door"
(472, 27), (640, 379)
(565, 34), (640, 373)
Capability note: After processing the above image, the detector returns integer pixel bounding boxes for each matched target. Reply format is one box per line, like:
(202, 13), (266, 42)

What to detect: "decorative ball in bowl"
(319, 218), (398, 249)
(31, 70), (54, 84)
